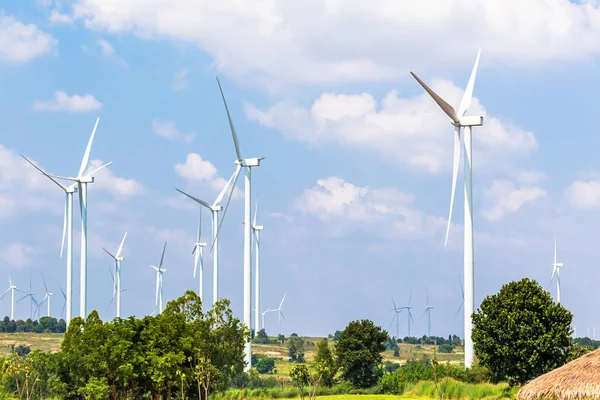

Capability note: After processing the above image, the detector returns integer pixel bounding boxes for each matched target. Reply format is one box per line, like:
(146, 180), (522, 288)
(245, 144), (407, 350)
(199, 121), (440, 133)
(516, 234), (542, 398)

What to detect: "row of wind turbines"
(19, 78), (284, 372)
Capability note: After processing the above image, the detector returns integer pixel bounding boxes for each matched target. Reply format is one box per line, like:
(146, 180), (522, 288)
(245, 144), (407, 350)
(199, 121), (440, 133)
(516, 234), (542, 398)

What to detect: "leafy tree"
(14, 345), (31, 358)
(314, 339), (336, 387)
(438, 344), (453, 353)
(288, 336), (305, 362)
(256, 328), (267, 339)
(255, 356), (275, 374)
(472, 278), (573, 386)
(335, 319), (388, 388)
(289, 363), (328, 400)
(333, 330), (341, 341)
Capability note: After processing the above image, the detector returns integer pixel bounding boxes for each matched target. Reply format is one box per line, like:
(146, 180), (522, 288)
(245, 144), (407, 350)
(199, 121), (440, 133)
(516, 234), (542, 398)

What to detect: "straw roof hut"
(518, 348), (600, 400)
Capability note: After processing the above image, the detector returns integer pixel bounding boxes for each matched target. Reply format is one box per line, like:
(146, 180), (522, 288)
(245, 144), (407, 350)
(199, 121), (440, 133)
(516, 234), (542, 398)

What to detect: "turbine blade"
(20, 155), (68, 190)
(175, 189), (211, 209)
(60, 198), (67, 258)
(102, 247), (115, 259)
(41, 273), (48, 293)
(59, 285), (66, 299)
(551, 266), (557, 281)
(388, 314), (397, 331)
(457, 49), (481, 117)
(116, 232), (128, 258)
(392, 297), (397, 310)
(445, 126), (461, 247)
(155, 271), (160, 306)
(216, 77), (243, 161)
(0, 288), (11, 299)
(454, 301), (464, 320)
(85, 161), (112, 178)
(253, 199), (258, 227)
(197, 208), (202, 242)
(107, 295), (115, 312)
(213, 167), (239, 207)
(210, 164), (241, 252)
(279, 293), (287, 309)
(78, 117), (100, 177)
(193, 248), (199, 279)
(410, 72), (459, 123)
(159, 241), (167, 268)
(280, 311), (286, 320)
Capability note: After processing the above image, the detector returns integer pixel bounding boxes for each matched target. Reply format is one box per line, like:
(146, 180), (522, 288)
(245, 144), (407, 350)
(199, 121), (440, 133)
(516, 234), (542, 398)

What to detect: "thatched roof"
(518, 348), (600, 400)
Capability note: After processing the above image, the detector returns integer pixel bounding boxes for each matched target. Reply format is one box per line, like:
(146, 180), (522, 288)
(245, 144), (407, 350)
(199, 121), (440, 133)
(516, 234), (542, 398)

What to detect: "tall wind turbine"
(551, 237), (563, 304)
(398, 288), (414, 337)
(190, 209), (207, 300)
(42, 117), (112, 319)
(21, 156), (77, 326)
(213, 77), (264, 371)
(411, 49), (483, 367)
(422, 286), (434, 337)
(252, 201), (264, 334)
(102, 232), (127, 318)
(40, 274), (55, 317)
(388, 298), (404, 339)
(151, 242), (168, 313)
(0, 275), (21, 320)
(273, 293), (286, 336)
(176, 167), (241, 306)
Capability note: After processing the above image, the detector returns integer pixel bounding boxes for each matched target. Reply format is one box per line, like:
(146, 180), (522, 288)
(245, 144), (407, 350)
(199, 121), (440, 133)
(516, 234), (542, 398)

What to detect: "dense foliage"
(472, 278), (573, 386)
(335, 319), (388, 388)
(0, 316), (66, 333)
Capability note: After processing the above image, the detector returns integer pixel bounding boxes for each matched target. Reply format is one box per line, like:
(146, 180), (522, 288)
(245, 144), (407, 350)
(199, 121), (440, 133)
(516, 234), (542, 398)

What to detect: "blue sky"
(2, 0), (600, 339)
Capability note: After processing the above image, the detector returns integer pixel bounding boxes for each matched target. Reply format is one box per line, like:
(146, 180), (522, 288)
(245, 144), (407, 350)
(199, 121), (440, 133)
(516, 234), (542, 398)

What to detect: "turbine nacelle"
(453, 116), (484, 127)
(211, 205), (223, 212)
(252, 225), (264, 231)
(236, 157), (264, 168)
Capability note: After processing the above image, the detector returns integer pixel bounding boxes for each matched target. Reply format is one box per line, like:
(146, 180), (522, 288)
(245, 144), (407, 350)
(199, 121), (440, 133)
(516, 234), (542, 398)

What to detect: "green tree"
(288, 336), (305, 362)
(335, 319), (388, 388)
(255, 356), (275, 374)
(472, 278), (573, 386)
(314, 339), (336, 387)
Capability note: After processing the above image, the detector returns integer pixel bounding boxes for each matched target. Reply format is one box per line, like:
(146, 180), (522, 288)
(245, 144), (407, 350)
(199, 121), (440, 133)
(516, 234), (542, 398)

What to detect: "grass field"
(0, 332), (63, 356)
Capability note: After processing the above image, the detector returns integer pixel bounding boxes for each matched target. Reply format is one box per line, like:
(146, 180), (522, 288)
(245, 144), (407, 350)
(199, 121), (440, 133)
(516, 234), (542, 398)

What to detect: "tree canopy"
(472, 278), (573, 386)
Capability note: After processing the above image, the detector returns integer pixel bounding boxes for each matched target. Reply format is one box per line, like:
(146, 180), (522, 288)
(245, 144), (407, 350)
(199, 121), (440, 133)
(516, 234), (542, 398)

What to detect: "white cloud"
(565, 180), (600, 210)
(174, 153), (242, 201)
(151, 120), (195, 143)
(97, 38), (128, 67)
(2, 243), (36, 268)
(84, 160), (145, 198)
(172, 67), (189, 91)
(481, 180), (547, 222)
(295, 176), (444, 238)
(247, 82), (537, 174)
(66, 0), (600, 86)
(0, 13), (56, 62)
(32, 91), (103, 113)
(49, 10), (73, 24)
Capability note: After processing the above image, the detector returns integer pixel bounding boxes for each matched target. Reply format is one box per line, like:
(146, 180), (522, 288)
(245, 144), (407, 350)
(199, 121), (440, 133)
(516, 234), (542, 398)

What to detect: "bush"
(256, 356), (276, 374)
(438, 343), (454, 353)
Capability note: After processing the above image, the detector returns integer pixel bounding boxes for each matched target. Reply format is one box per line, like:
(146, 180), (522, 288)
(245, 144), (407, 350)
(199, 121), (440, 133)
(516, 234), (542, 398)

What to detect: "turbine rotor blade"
(410, 72), (459, 124)
(213, 167), (239, 207)
(84, 161), (112, 178)
(175, 188), (211, 209)
(210, 164), (241, 252)
(78, 117), (100, 177)
(457, 49), (481, 118)
(116, 232), (128, 258)
(20, 155), (68, 190)
(445, 126), (461, 247)
(60, 199), (67, 257)
(216, 77), (243, 161)
(193, 248), (199, 279)
(102, 247), (115, 259)
(159, 242), (167, 268)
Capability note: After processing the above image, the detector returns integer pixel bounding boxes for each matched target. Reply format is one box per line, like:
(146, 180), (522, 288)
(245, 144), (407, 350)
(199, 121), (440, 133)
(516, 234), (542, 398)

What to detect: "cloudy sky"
(1, 0), (600, 338)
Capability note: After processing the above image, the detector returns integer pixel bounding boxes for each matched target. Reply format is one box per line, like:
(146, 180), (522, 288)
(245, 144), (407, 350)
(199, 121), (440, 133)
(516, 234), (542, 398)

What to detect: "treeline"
(573, 336), (600, 350)
(0, 316), (66, 333)
(0, 290), (247, 399)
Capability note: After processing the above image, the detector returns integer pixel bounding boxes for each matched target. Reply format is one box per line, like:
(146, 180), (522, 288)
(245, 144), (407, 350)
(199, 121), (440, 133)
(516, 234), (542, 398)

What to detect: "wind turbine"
(388, 298), (404, 339)
(102, 232), (127, 318)
(39, 117), (112, 319)
(151, 242), (167, 313)
(398, 288), (414, 337)
(273, 293), (286, 336)
(0, 275), (21, 320)
(40, 274), (55, 317)
(422, 286), (434, 337)
(176, 167), (241, 306)
(411, 49), (483, 367)
(551, 237), (563, 304)
(252, 201), (264, 335)
(213, 77), (264, 371)
(259, 307), (271, 331)
(18, 274), (39, 320)
(21, 156), (77, 326)
(190, 208), (207, 300)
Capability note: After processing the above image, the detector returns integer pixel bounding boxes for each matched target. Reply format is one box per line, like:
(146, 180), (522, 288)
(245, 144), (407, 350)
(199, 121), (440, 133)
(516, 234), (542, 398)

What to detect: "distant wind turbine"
(388, 298), (404, 339)
(259, 307), (271, 331)
(151, 242), (168, 313)
(422, 285), (434, 337)
(191, 209), (207, 300)
(252, 201), (264, 334)
(551, 237), (564, 304)
(102, 232), (127, 318)
(398, 288), (414, 337)
(0, 275), (22, 320)
(273, 293), (286, 335)
(39, 274), (55, 317)
(411, 49), (483, 367)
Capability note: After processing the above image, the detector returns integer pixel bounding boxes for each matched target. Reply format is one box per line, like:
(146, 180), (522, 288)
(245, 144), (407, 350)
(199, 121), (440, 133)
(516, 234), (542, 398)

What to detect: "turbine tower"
(551, 237), (563, 304)
(40, 274), (55, 317)
(0, 275), (21, 320)
(213, 77), (264, 371)
(259, 307), (271, 331)
(21, 156), (77, 326)
(252, 201), (264, 335)
(102, 232), (127, 318)
(422, 286), (434, 337)
(18, 273), (39, 320)
(43, 117), (112, 319)
(191, 209), (207, 300)
(176, 167), (241, 306)
(398, 288), (414, 337)
(411, 49), (483, 367)
(389, 298), (404, 339)
(151, 242), (168, 313)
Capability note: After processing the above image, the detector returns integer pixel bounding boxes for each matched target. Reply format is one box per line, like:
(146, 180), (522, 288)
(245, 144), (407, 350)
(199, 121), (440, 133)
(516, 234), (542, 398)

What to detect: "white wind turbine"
(259, 307), (271, 331)
(422, 286), (434, 337)
(551, 237), (563, 304)
(151, 242), (168, 313)
(398, 288), (414, 337)
(213, 77), (264, 371)
(176, 167), (241, 306)
(273, 293), (286, 336)
(102, 232), (127, 318)
(0, 275), (22, 320)
(21, 157), (77, 326)
(40, 274), (55, 317)
(388, 298), (404, 339)
(187, 208), (207, 300)
(40, 117), (112, 319)
(252, 201), (264, 334)
(411, 49), (483, 367)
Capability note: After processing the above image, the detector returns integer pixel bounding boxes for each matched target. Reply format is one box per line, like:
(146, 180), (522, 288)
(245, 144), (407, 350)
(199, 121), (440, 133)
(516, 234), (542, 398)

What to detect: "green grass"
(0, 332), (63, 355)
